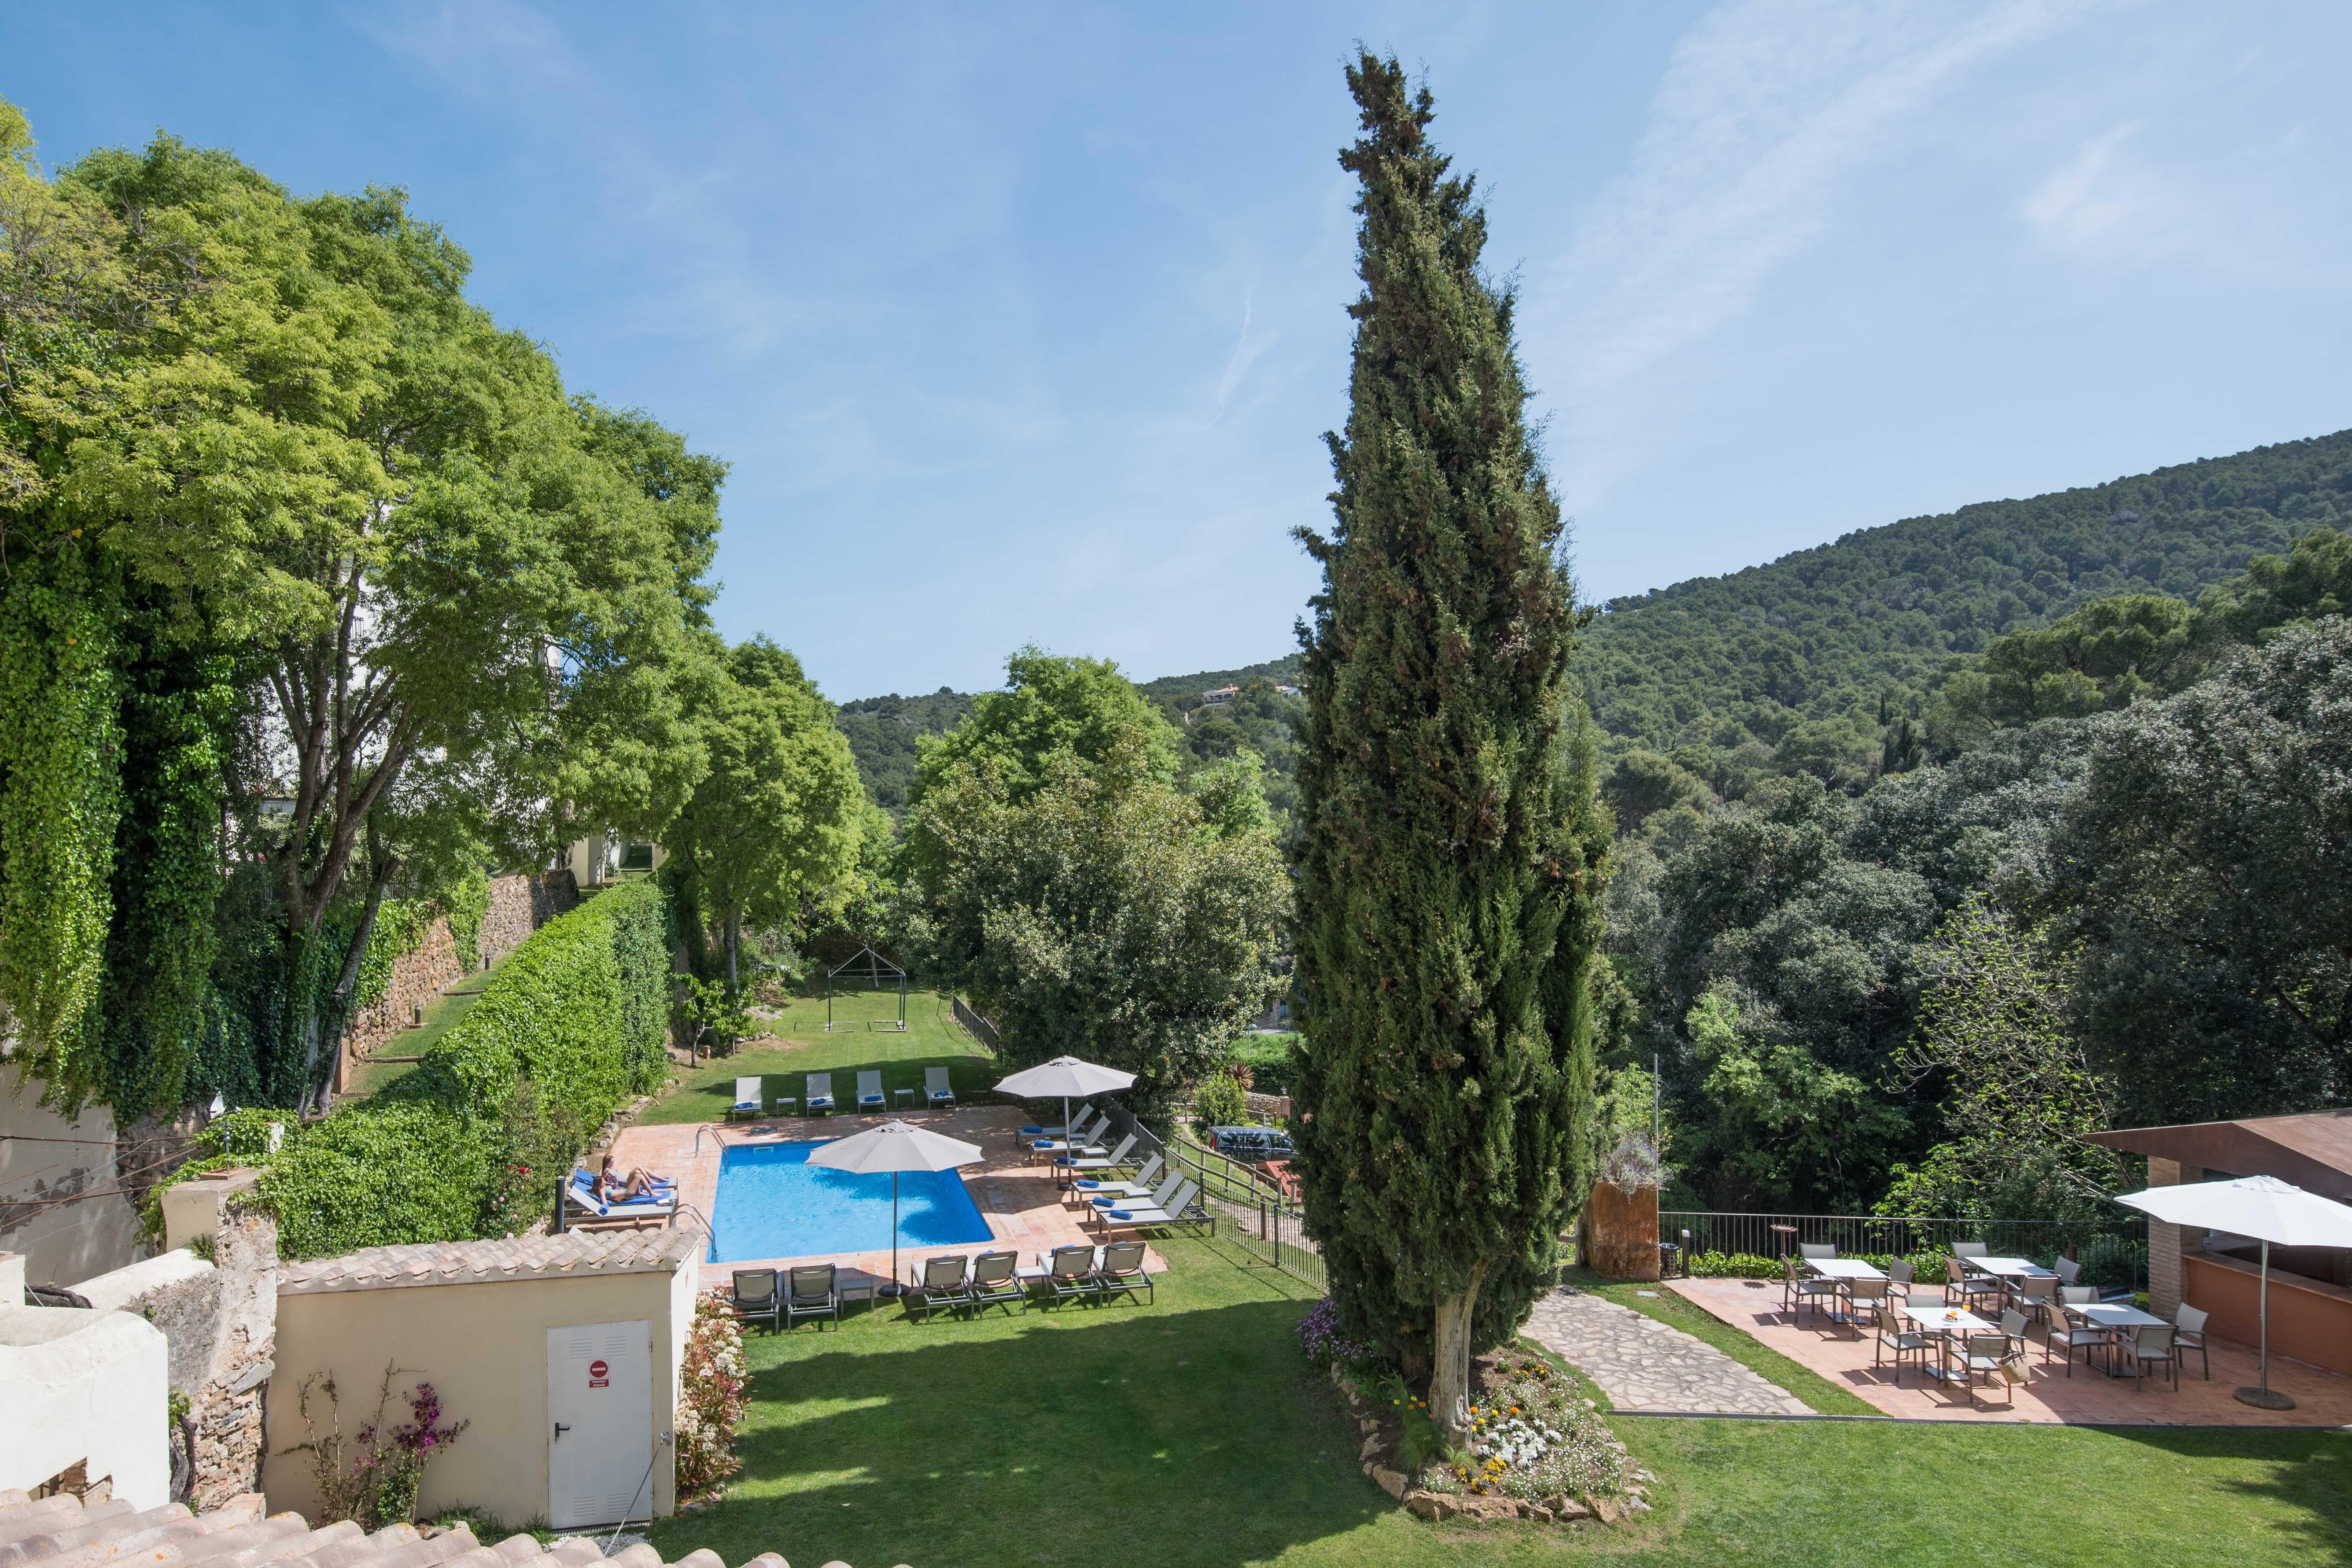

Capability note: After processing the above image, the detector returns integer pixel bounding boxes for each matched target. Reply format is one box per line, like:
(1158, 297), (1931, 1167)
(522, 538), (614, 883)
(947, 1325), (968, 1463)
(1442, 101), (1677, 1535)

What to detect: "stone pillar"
(2144, 1157), (2201, 1321)
(189, 1203), (277, 1510)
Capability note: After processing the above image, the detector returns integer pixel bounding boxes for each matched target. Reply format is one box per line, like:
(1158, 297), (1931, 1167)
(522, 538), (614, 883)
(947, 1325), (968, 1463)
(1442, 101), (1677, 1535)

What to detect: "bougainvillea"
(675, 1291), (747, 1501)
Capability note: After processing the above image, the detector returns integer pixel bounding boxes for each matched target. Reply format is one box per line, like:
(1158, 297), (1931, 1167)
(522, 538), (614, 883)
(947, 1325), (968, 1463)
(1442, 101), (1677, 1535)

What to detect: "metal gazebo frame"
(826, 946), (908, 1033)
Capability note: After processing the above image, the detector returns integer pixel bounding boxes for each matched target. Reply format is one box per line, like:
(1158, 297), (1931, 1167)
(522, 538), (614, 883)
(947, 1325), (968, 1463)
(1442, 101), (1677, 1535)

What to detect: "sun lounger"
(730, 1268), (781, 1332)
(564, 1169), (679, 1229)
(1088, 1178), (1201, 1236)
(1055, 1133), (1139, 1181)
(856, 1070), (886, 1113)
(805, 1073), (835, 1115)
(1021, 1104), (1101, 1140)
(909, 1254), (971, 1321)
(1041, 1244), (1102, 1307)
(1094, 1240), (1153, 1305)
(785, 1263), (841, 1329)
(730, 1076), (763, 1121)
(966, 1249), (1026, 1316)
(925, 1066), (956, 1109)
(1089, 1170), (1182, 1215)
(1074, 1153), (1164, 1204)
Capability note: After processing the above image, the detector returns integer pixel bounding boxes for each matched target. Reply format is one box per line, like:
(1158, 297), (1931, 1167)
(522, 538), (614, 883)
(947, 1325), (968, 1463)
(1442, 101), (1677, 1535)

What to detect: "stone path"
(1523, 1285), (1814, 1415)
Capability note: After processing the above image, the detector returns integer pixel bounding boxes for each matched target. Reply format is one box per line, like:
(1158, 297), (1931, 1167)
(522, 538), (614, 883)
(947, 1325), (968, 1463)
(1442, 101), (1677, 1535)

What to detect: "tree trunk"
(723, 908), (741, 997)
(1430, 1260), (1490, 1446)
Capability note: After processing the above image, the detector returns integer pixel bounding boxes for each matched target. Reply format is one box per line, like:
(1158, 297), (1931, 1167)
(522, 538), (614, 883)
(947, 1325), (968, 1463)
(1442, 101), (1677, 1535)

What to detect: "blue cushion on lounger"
(1108, 1210), (1134, 1220)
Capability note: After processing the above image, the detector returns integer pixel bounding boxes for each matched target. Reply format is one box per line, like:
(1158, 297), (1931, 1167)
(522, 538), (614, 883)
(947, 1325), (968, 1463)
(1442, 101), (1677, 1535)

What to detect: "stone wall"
(1243, 1091), (1292, 1122)
(336, 871), (579, 1092)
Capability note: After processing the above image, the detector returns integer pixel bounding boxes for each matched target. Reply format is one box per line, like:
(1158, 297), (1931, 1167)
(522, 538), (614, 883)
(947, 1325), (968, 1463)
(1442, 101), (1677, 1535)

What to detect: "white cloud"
(1536, 0), (2111, 514)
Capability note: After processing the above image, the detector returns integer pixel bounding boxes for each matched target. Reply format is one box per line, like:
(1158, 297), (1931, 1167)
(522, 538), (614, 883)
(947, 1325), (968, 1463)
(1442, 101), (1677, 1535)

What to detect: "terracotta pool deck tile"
(1666, 1275), (2352, 1425)
(606, 1105), (1162, 1295)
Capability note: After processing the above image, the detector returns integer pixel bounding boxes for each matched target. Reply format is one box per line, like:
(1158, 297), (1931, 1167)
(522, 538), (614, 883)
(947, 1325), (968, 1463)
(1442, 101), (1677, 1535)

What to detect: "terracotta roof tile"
(279, 1228), (699, 1295)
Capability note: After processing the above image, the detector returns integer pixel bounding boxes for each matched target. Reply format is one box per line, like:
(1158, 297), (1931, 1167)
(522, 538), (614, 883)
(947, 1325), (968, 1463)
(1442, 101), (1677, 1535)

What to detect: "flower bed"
(1323, 1342), (1652, 1527)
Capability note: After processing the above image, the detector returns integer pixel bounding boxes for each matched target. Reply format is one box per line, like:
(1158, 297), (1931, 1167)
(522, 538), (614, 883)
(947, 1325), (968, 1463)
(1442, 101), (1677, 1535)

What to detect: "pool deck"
(606, 1103), (1165, 1294)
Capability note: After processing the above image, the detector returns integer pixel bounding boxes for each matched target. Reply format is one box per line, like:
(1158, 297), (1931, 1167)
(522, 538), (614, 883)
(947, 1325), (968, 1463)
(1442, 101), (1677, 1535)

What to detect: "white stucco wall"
(0, 1062), (151, 1288)
(0, 1297), (172, 1507)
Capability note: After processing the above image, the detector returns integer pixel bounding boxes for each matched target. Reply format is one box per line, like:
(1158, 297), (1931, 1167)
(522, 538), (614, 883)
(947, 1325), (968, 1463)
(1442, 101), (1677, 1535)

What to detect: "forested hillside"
(833, 688), (976, 818)
(1577, 429), (2352, 775)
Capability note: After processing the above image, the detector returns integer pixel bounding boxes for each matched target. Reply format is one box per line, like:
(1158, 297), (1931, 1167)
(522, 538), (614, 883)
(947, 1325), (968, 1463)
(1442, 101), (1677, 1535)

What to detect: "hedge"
(153, 880), (671, 1259)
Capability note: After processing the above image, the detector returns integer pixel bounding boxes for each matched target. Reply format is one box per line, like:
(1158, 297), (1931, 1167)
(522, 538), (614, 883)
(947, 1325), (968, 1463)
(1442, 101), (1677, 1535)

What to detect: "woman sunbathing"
(599, 1154), (664, 1202)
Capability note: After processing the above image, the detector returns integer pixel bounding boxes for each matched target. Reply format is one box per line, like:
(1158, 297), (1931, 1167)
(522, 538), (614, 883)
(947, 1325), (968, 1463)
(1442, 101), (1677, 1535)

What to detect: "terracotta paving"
(1667, 1275), (2352, 1425)
(605, 1104), (1161, 1295)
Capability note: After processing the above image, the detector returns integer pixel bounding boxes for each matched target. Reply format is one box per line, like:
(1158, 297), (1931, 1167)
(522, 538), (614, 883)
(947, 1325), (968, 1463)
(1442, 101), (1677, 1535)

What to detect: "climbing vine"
(0, 552), (123, 1108)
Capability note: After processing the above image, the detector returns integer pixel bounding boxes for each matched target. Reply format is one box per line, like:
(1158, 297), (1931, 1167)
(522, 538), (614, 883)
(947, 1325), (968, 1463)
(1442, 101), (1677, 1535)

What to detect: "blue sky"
(6, 2), (2348, 699)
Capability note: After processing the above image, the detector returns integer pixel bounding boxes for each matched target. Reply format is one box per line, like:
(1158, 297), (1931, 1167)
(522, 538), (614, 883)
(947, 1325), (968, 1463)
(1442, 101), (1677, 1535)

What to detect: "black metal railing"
(951, 995), (1001, 1052)
(1093, 1101), (1327, 1292)
(1662, 1209), (2147, 1289)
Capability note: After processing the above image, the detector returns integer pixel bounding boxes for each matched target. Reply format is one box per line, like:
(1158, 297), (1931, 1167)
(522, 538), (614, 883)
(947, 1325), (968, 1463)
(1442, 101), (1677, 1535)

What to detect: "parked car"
(1206, 1125), (1294, 1164)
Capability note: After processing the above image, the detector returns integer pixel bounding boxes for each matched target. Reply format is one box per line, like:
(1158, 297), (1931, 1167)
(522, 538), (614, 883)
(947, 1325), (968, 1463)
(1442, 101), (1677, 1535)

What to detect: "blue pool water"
(707, 1140), (995, 1263)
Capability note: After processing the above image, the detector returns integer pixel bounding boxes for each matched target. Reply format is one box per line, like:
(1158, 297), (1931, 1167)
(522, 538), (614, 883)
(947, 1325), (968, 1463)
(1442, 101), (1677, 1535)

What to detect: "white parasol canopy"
(994, 1056), (1138, 1099)
(807, 1120), (984, 1296)
(2114, 1174), (2352, 1409)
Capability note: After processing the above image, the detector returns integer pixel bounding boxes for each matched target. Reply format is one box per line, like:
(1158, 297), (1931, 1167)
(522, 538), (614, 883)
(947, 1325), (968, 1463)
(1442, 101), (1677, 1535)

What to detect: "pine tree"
(1291, 52), (1611, 1445)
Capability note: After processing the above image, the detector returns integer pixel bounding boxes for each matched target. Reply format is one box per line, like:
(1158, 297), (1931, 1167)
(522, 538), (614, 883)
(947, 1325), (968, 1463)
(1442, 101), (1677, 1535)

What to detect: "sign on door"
(546, 1321), (652, 1530)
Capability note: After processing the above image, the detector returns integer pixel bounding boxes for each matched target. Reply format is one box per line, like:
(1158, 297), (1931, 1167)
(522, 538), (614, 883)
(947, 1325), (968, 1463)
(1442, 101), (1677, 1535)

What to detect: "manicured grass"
(1560, 1265), (1878, 1416)
(635, 987), (997, 1126)
(343, 949), (516, 1098)
(647, 1241), (2352, 1568)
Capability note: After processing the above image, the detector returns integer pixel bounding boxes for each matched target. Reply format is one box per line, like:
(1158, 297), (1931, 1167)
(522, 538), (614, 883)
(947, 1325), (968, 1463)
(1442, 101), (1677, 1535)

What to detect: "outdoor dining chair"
(730, 1268), (781, 1332)
(910, 1254), (971, 1322)
(2013, 1274), (2060, 1332)
(2175, 1303), (2212, 1380)
(1945, 1256), (2002, 1310)
(2053, 1256), (2082, 1285)
(2118, 1324), (2179, 1391)
(785, 1263), (842, 1329)
(1843, 1277), (1892, 1336)
(2045, 1292), (2112, 1376)
(966, 1249), (1027, 1316)
(1952, 1240), (1990, 1258)
(1886, 1258), (1916, 1289)
(1875, 1301), (1929, 1384)
(1788, 1256), (1840, 1328)
(1799, 1242), (1836, 1260)
(1959, 1330), (2018, 1406)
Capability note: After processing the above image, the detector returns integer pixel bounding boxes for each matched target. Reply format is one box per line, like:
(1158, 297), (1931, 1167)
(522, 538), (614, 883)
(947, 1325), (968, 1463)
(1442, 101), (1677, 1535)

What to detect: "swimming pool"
(706, 1139), (995, 1263)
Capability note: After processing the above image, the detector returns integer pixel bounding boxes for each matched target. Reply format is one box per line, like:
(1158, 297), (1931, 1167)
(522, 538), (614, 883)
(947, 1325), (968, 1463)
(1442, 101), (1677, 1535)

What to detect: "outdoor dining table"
(1963, 1255), (2056, 1280)
(2065, 1300), (2168, 1378)
(1899, 1303), (1996, 1384)
(1798, 1257), (1886, 1327)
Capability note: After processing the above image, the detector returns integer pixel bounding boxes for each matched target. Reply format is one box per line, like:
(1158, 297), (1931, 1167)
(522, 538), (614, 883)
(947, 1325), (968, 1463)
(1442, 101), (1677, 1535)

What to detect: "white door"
(546, 1321), (653, 1530)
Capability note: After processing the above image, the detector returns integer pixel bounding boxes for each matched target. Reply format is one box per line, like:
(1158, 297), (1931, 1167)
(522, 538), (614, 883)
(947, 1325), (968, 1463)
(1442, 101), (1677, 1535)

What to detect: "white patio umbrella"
(994, 1056), (1137, 1175)
(2114, 1174), (2352, 1409)
(805, 1120), (984, 1299)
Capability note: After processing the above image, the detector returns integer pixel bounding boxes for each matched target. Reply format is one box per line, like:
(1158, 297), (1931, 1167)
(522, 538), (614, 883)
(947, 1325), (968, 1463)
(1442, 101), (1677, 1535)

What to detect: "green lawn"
(343, 948), (516, 1098)
(636, 986), (998, 1126)
(646, 1239), (2352, 1568)
(1231, 1030), (1300, 1096)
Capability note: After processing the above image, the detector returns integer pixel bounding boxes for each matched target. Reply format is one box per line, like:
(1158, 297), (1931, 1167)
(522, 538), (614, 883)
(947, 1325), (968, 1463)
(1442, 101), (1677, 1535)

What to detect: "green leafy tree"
(914, 647), (1178, 808)
(2037, 618), (2352, 1121)
(1878, 895), (2123, 1238)
(668, 637), (865, 996)
(1601, 749), (1710, 835)
(1289, 53), (1609, 1443)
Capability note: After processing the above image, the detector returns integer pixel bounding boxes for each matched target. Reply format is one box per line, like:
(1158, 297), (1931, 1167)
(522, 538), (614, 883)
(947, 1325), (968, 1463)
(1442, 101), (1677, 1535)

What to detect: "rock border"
(1327, 1362), (1652, 1527)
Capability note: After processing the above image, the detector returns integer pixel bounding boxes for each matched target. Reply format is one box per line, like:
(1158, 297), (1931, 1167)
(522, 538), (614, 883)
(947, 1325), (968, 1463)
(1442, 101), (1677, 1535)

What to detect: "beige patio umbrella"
(806, 1119), (984, 1299)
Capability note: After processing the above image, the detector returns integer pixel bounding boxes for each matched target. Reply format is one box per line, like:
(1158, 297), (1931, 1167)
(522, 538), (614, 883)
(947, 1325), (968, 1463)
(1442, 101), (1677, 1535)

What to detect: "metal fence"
(1663, 1210), (2147, 1288)
(950, 995), (1001, 1053)
(1095, 1100), (1328, 1293)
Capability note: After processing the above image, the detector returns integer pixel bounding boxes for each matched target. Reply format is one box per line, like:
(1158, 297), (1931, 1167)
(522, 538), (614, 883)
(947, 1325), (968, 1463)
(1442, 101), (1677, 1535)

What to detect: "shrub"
(283, 1363), (469, 1530)
(675, 1293), (747, 1501)
(1191, 1067), (1248, 1133)
(1296, 1297), (1378, 1372)
(158, 881), (671, 1258)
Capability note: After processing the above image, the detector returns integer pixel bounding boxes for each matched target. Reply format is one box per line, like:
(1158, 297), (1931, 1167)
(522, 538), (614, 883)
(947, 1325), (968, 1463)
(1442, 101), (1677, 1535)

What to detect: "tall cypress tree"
(1292, 52), (1611, 1443)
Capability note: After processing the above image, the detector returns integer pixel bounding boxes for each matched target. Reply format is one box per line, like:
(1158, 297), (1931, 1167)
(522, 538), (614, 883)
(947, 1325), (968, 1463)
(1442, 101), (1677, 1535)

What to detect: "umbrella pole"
(2235, 1238), (2296, 1410)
